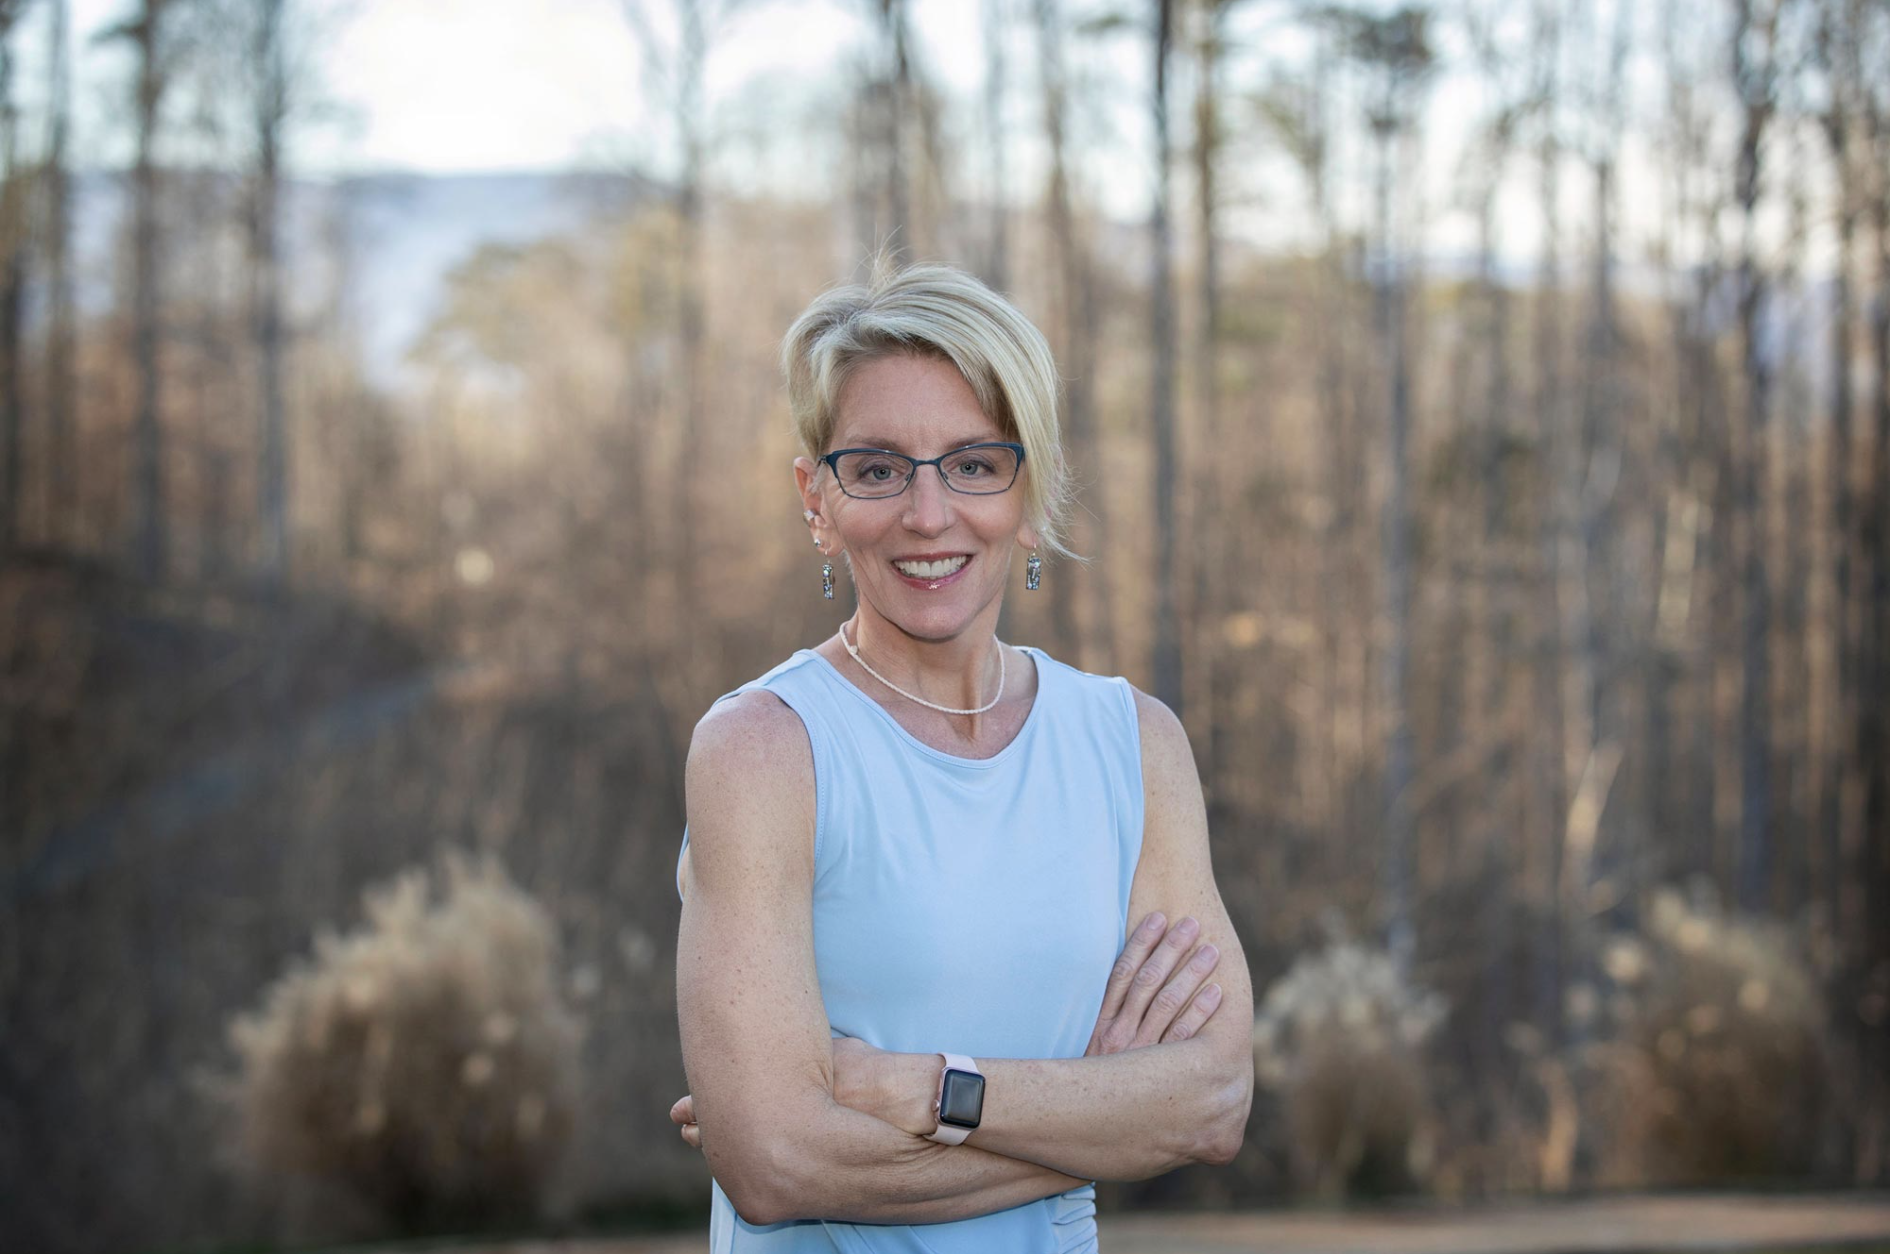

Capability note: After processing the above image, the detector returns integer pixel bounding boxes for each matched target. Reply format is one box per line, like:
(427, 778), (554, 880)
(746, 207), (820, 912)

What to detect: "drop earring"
(822, 560), (834, 600)
(1025, 551), (1042, 591)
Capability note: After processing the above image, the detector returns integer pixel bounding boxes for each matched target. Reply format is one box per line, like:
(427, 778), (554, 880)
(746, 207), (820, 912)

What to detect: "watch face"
(938, 1069), (985, 1129)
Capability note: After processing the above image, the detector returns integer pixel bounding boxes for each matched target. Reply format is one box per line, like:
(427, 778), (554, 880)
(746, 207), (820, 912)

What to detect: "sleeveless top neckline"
(800, 644), (1046, 769)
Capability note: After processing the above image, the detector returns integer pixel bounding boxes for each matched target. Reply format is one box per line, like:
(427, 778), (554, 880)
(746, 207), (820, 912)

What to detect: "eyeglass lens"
(833, 446), (1020, 498)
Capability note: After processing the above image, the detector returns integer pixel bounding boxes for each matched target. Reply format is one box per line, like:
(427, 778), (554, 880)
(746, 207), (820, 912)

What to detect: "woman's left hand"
(829, 1035), (893, 1121)
(830, 1036), (948, 1137)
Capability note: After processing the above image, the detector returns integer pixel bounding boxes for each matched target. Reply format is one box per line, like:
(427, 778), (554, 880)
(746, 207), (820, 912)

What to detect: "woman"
(670, 262), (1254, 1252)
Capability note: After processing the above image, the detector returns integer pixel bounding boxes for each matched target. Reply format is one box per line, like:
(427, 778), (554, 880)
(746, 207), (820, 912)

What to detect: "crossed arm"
(673, 687), (1254, 1226)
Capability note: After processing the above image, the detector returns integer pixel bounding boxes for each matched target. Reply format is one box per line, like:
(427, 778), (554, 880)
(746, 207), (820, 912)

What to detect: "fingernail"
(1143, 912), (1165, 934)
(1194, 944), (1219, 967)
(1203, 983), (1222, 1001)
(1176, 917), (1199, 938)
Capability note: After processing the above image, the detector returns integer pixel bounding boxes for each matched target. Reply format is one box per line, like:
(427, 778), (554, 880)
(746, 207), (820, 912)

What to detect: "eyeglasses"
(818, 442), (1026, 499)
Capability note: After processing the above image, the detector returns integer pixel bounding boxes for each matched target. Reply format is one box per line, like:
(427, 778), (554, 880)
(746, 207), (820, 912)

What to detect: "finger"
(1161, 982), (1225, 1044)
(1114, 915), (1201, 1035)
(1137, 941), (1220, 1048)
(1097, 912), (1168, 1023)
(670, 1094), (695, 1127)
(1087, 913), (1170, 1054)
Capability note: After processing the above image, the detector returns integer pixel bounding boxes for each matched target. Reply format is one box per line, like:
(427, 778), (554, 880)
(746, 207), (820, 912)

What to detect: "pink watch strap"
(926, 1052), (981, 1146)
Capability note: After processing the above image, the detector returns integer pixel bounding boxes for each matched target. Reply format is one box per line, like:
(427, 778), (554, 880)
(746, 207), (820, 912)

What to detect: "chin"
(874, 590), (999, 641)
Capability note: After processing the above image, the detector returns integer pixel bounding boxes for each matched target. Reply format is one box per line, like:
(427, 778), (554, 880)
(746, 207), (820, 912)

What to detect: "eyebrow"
(834, 435), (1004, 454)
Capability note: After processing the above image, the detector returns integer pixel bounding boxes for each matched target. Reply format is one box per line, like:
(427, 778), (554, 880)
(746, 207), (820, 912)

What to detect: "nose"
(901, 463), (955, 536)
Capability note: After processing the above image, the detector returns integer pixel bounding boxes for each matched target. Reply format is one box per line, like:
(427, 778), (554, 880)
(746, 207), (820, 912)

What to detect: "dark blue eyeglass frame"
(818, 441), (1027, 499)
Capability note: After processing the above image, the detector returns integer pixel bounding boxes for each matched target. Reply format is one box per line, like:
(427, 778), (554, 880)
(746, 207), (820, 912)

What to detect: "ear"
(795, 457), (831, 548)
(795, 456), (822, 517)
(1014, 518), (1042, 553)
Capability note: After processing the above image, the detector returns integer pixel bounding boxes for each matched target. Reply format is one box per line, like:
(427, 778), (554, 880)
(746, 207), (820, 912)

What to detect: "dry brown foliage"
(1587, 885), (1829, 1186)
(1251, 935), (1449, 1198)
(209, 848), (584, 1230)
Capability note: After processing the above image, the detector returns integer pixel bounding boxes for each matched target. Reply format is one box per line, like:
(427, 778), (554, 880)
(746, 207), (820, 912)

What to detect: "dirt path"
(1098, 1192), (1890, 1254)
(535, 1192), (1890, 1254)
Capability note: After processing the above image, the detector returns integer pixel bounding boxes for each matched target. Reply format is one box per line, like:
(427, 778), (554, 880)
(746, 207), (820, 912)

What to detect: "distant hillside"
(60, 168), (660, 389)
(50, 166), (1837, 404)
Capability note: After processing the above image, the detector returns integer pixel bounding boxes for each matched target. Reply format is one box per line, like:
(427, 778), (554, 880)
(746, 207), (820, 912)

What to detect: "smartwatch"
(925, 1052), (985, 1145)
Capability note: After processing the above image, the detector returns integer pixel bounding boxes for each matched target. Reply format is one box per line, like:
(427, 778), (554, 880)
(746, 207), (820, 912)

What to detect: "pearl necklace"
(839, 619), (1006, 717)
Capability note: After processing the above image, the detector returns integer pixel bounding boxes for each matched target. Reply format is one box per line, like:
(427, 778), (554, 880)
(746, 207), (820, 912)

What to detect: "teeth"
(895, 556), (968, 579)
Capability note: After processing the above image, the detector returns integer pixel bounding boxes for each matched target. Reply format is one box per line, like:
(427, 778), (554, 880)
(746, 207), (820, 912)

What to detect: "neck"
(845, 605), (1004, 713)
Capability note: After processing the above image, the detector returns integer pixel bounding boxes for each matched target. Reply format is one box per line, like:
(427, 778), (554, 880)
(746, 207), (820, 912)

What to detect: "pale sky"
(65, 0), (987, 176)
(310, 0), (883, 174)
(53, 0), (1822, 272)
(50, 0), (1228, 232)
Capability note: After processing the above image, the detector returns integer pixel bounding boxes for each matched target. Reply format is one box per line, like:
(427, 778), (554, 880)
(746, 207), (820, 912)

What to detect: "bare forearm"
(721, 1097), (1087, 1226)
(978, 1041), (1250, 1178)
(877, 1038), (1252, 1182)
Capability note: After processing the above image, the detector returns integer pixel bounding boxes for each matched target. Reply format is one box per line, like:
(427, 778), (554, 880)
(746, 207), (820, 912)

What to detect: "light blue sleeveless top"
(676, 646), (1145, 1253)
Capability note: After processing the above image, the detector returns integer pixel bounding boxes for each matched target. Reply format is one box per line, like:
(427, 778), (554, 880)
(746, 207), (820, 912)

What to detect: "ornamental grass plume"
(1589, 884), (1827, 1185)
(211, 848), (584, 1231)
(1251, 932), (1448, 1199)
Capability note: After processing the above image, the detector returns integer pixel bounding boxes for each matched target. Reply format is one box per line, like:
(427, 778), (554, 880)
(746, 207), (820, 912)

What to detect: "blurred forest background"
(1, 0), (1887, 1250)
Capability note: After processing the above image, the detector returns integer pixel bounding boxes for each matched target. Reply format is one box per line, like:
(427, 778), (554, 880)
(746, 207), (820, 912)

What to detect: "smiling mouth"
(892, 556), (969, 580)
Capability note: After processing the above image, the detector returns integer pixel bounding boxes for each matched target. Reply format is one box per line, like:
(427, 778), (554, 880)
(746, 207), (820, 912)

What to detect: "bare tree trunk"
(1678, 16), (1739, 893)
(1776, 130), (1815, 906)
(1031, 0), (1106, 666)
(1815, 0), (1860, 947)
(1731, 0), (1779, 910)
(675, 0), (706, 623)
(184, 155), (229, 582)
(132, 0), (171, 580)
(1328, 5), (1432, 970)
(1651, 0), (1713, 903)
(1372, 101), (1415, 967)
(1461, 0), (1525, 1127)
(43, 0), (75, 550)
(1547, 5), (1635, 1165)
(1561, 0), (1631, 940)
(1149, 0), (1183, 714)
(1465, 0), (1520, 870)
(1191, 0), (1228, 769)
(878, 0), (911, 259)
(620, 0), (718, 699)
(1530, 0), (1571, 1051)
(1861, 92), (1890, 1180)
(1289, 40), (1354, 867)
(1475, 131), (1522, 1160)
(253, 0), (289, 583)
(0, 4), (23, 555)
(982, 0), (1008, 288)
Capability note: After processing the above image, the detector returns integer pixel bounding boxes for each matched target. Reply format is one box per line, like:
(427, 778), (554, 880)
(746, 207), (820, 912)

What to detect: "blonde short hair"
(781, 261), (1076, 561)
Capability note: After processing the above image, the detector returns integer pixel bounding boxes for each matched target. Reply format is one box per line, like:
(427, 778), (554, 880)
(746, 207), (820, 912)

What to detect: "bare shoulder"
(683, 689), (816, 881)
(1128, 686), (1204, 804)
(688, 688), (813, 779)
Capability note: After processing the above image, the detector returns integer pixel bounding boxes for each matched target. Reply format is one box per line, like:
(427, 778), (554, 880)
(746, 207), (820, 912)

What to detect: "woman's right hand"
(1084, 911), (1224, 1056)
